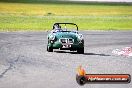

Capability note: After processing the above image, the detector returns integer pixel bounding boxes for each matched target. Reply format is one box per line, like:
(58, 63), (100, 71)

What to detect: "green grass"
(0, 2), (132, 31)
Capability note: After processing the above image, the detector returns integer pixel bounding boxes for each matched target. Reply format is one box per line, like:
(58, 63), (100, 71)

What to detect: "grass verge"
(0, 2), (132, 31)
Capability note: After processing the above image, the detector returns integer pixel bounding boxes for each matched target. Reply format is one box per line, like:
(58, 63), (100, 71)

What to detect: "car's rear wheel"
(77, 47), (84, 54)
(47, 45), (53, 52)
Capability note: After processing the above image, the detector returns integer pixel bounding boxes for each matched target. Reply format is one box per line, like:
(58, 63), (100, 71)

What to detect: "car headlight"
(49, 34), (55, 40)
(78, 34), (83, 40)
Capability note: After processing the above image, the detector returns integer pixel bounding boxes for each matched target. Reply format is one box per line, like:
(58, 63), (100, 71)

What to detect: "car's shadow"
(54, 51), (77, 54)
(83, 53), (110, 56)
(54, 51), (110, 56)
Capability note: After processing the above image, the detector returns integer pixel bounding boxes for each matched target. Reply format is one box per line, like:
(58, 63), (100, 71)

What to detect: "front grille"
(59, 38), (74, 44)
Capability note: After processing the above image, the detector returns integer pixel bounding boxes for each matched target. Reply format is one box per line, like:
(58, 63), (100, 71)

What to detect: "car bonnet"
(54, 32), (77, 39)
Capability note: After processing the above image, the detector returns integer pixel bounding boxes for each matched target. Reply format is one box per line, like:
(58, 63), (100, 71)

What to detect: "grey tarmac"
(0, 31), (132, 88)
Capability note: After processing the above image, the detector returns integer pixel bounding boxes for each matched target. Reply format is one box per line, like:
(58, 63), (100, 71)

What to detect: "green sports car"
(47, 23), (84, 54)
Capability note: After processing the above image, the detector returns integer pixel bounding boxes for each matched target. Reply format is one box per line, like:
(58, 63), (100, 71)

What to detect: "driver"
(53, 24), (63, 32)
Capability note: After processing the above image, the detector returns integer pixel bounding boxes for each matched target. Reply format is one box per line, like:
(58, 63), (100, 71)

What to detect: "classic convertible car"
(47, 23), (84, 54)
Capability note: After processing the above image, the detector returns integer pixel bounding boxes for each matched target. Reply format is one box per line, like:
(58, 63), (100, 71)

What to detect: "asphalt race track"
(0, 31), (132, 88)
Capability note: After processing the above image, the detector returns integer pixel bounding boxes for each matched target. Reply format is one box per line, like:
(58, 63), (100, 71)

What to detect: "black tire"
(47, 46), (53, 52)
(77, 47), (84, 54)
(76, 75), (86, 85)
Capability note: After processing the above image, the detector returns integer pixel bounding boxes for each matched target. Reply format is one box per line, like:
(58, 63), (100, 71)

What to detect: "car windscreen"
(58, 24), (77, 31)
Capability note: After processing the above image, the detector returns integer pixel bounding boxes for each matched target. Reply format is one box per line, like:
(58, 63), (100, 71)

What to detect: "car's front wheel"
(77, 47), (84, 54)
(47, 45), (53, 52)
